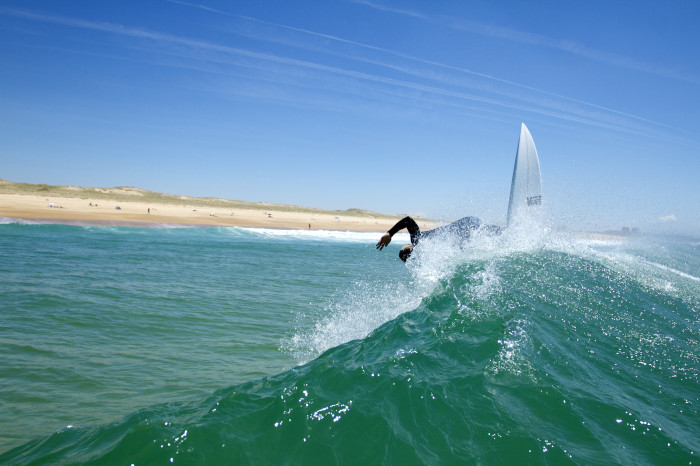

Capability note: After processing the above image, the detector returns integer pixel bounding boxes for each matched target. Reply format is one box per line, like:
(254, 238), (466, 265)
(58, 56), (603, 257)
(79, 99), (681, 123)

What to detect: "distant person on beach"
(376, 216), (501, 262)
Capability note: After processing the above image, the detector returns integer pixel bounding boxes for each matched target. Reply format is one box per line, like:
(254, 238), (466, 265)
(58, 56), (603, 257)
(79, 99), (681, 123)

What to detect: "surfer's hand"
(376, 232), (391, 250)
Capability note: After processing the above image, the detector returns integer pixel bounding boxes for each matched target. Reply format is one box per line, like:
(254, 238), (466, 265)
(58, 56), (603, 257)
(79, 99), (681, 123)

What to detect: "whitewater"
(0, 221), (697, 464)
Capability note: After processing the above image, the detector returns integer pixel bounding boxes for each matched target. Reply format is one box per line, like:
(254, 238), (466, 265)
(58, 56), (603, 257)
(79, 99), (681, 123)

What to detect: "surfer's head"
(399, 244), (414, 262)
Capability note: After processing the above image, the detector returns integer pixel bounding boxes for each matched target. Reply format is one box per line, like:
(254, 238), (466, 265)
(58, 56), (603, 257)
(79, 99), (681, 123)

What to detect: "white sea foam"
(240, 227), (409, 244)
(285, 278), (424, 364)
(284, 226), (506, 364)
(285, 215), (697, 367)
(541, 230), (700, 305)
(0, 219), (408, 242)
(0, 217), (45, 225)
(640, 259), (700, 283)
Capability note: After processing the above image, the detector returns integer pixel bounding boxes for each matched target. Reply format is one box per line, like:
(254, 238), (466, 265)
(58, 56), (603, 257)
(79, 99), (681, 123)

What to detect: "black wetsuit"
(387, 216), (500, 245)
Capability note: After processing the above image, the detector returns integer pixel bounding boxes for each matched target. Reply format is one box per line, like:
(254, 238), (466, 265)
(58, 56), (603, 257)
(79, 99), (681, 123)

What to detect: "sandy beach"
(0, 184), (634, 240)
(0, 191), (430, 232)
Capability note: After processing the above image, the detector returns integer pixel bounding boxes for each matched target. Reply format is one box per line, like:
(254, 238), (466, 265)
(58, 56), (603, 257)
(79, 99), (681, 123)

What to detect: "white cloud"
(658, 214), (678, 223)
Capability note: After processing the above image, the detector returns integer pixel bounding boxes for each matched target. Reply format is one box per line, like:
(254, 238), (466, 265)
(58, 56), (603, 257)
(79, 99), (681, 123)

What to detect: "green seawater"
(0, 222), (697, 464)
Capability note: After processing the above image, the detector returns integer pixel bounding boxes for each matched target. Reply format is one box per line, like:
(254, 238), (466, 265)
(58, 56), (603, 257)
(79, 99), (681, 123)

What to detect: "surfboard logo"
(527, 195), (542, 206)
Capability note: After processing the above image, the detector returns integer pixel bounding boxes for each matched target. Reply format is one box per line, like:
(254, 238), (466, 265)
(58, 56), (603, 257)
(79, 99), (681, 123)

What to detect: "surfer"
(376, 216), (501, 262)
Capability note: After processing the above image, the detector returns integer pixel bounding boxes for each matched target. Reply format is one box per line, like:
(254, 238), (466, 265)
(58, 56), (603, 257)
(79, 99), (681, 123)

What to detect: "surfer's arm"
(376, 216), (421, 251)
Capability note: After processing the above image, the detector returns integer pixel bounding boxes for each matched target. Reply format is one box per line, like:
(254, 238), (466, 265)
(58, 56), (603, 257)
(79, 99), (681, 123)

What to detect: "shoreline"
(0, 192), (433, 232)
(0, 216), (238, 229)
(0, 216), (392, 232)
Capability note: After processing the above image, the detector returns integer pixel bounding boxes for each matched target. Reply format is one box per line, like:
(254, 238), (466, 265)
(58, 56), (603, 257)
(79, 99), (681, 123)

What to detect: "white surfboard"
(507, 123), (542, 226)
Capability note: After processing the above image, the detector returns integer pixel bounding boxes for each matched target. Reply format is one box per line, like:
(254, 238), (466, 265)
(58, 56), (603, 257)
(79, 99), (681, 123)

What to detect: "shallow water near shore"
(0, 222), (698, 464)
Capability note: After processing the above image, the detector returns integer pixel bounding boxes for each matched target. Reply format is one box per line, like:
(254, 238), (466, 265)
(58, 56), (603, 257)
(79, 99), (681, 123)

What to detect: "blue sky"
(1, 0), (698, 233)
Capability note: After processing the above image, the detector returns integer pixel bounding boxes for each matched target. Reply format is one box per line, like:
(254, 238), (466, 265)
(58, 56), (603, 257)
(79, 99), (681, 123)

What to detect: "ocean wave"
(0, 218), (407, 241)
(2, 226), (698, 464)
(222, 226), (410, 244)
